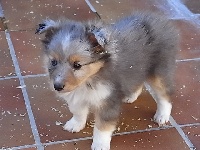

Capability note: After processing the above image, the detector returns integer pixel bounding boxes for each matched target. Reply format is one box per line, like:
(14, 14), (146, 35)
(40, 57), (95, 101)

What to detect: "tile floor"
(0, 0), (200, 150)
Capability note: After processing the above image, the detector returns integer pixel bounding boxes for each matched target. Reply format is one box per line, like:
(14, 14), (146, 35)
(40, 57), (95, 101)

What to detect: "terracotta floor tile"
(45, 128), (189, 150)
(89, 0), (200, 22)
(89, 0), (161, 22)
(9, 31), (45, 76)
(183, 0), (200, 14)
(174, 20), (200, 60)
(172, 61), (200, 125)
(117, 90), (160, 133)
(182, 125), (200, 149)
(0, 79), (34, 148)
(1, 0), (97, 31)
(0, 32), (16, 78)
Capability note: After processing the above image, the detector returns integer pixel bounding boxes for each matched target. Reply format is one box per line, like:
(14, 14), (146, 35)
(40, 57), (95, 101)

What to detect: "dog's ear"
(87, 32), (99, 47)
(87, 32), (106, 54)
(35, 19), (60, 47)
(35, 19), (59, 34)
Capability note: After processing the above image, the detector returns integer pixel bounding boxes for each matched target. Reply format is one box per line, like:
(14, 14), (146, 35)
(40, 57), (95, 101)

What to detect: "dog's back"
(100, 12), (179, 96)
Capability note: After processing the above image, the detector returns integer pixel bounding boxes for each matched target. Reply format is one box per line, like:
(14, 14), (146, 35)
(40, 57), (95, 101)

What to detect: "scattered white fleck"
(7, 111), (12, 115)
(134, 106), (139, 109)
(55, 121), (63, 126)
(51, 107), (59, 112)
(19, 113), (26, 117)
(117, 126), (120, 131)
(191, 115), (198, 121)
(96, 1), (99, 3)
(8, 72), (13, 76)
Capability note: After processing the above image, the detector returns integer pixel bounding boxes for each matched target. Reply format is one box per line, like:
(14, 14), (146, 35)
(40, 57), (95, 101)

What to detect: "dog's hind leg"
(147, 76), (172, 126)
(123, 85), (143, 103)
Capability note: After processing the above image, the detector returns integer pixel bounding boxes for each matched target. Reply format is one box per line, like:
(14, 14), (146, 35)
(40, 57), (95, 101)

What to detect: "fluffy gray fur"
(37, 12), (179, 150)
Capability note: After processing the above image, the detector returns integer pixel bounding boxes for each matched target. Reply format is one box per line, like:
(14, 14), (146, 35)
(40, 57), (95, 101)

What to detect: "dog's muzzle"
(54, 83), (65, 91)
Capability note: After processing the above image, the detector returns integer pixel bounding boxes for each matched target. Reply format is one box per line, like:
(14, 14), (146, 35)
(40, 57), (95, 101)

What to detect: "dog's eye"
(51, 59), (58, 66)
(73, 61), (82, 70)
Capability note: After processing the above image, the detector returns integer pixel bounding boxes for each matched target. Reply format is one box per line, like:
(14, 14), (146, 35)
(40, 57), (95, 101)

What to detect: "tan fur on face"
(63, 60), (104, 92)
(69, 54), (82, 63)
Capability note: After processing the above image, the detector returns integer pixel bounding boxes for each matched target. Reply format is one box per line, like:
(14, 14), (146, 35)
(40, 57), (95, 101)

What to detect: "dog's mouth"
(54, 87), (71, 94)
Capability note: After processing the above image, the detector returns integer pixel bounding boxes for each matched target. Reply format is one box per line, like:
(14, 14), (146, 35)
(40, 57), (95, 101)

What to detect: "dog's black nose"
(54, 83), (65, 91)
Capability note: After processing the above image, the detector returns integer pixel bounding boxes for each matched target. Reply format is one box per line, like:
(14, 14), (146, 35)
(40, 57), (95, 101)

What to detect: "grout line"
(180, 123), (200, 128)
(0, 144), (37, 150)
(85, 0), (96, 12)
(85, 0), (101, 19)
(0, 2), (4, 17)
(0, 74), (47, 81)
(43, 136), (93, 146)
(5, 30), (44, 150)
(42, 126), (172, 147)
(176, 58), (200, 62)
(169, 116), (195, 150)
(113, 126), (173, 136)
(0, 75), (18, 80)
(23, 73), (47, 79)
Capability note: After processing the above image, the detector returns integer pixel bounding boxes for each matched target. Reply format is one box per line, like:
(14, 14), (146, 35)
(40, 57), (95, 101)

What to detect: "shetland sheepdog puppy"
(36, 12), (179, 150)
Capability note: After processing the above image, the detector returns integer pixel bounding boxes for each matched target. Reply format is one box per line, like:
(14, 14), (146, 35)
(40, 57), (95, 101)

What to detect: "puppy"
(36, 12), (179, 150)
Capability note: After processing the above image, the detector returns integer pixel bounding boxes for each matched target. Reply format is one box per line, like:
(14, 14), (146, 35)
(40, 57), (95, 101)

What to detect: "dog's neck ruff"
(58, 80), (112, 107)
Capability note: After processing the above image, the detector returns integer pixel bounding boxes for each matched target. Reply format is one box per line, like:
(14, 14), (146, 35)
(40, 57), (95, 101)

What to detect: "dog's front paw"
(154, 111), (170, 126)
(63, 117), (85, 133)
(154, 101), (172, 126)
(91, 142), (110, 150)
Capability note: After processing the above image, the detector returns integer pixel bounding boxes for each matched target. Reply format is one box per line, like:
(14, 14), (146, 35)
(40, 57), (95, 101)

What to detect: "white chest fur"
(58, 81), (112, 107)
